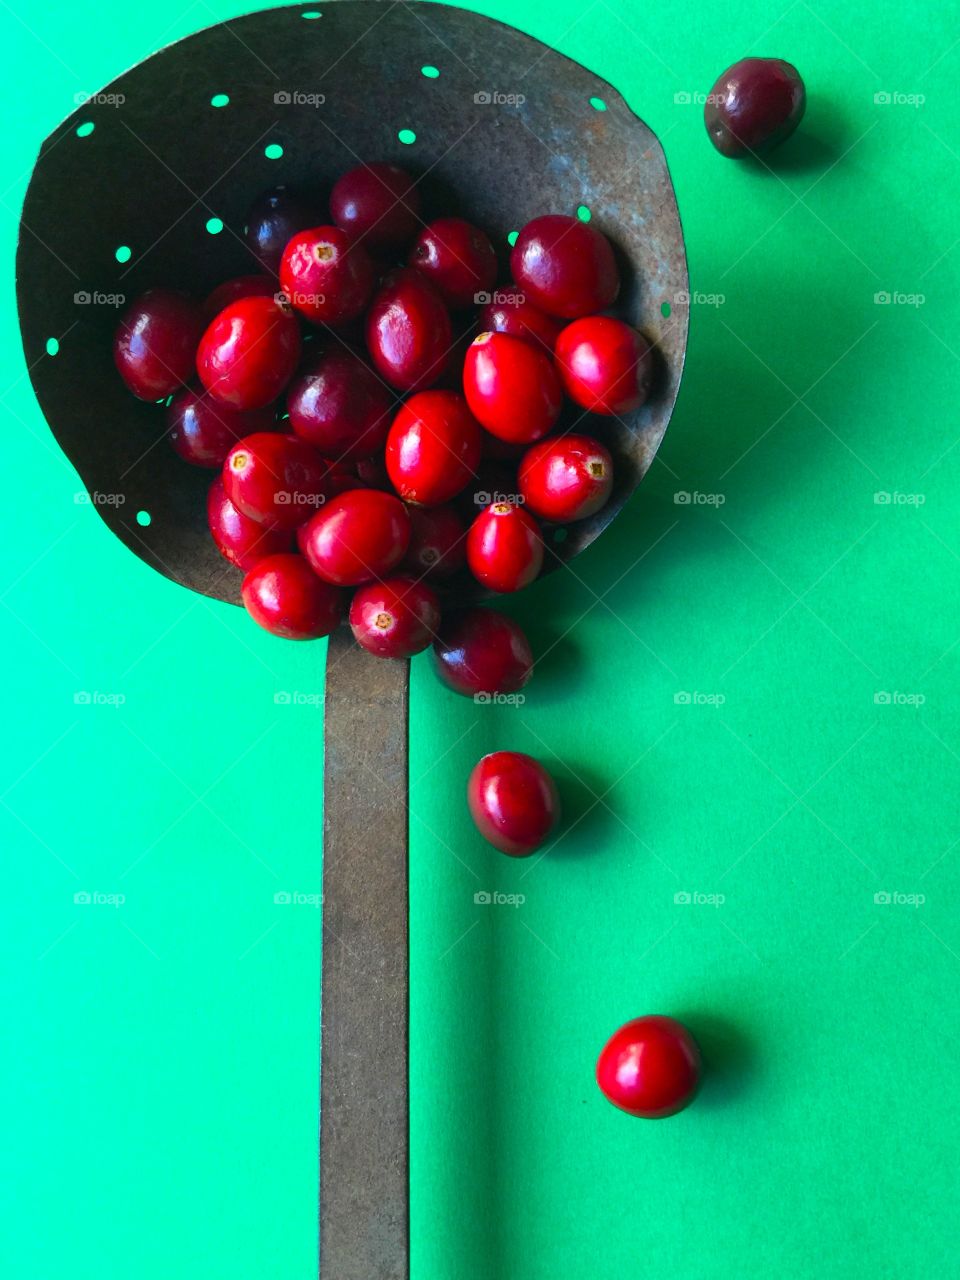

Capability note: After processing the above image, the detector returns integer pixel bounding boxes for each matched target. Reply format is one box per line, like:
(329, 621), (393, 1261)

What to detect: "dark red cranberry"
(349, 575), (441, 658)
(114, 289), (203, 401)
(401, 504), (466, 579)
(223, 432), (329, 529)
(300, 488), (411, 586)
(241, 553), (343, 640)
(596, 1016), (702, 1119)
(519, 433), (613, 522)
(466, 502), (543, 593)
(365, 269), (452, 392)
(554, 316), (654, 415)
(463, 331), (562, 443)
(407, 217), (498, 309)
(245, 186), (321, 274)
(705, 57), (806, 158)
(329, 163), (422, 252)
(207, 477), (293, 570)
(287, 346), (394, 463)
(510, 214), (619, 318)
(479, 285), (566, 353)
(467, 751), (560, 856)
(280, 225), (376, 327)
(385, 390), (481, 506)
(432, 607), (534, 697)
(167, 386), (274, 468)
(197, 296), (301, 410)
(202, 274), (277, 323)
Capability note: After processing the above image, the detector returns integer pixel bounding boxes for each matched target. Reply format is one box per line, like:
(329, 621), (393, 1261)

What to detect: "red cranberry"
(519, 434), (613, 522)
(300, 488), (411, 586)
(705, 57), (805, 158)
(349, 575), (441, 658)
(401, 504), (466, 579)
(202, 274), (277, 323)
(555, 316), (654, 415)
(114, 288), (203, 401)
(197, 296), (301, 410)
(241, 553), (342, 640)
(510, 214), (619, 318)
(479, 285), (566, 353)
(466, 502), (543, 593)
(596, 1016), (702, 1119)
(223, 432), (329, 530)
(329, 163), (422, 252)
(245, 185), (321, 274)
(365, 269), (452, 392)
(167, 386), (274, 468)
(432, 607), (534, 697)
(407, 217), (498, 309)
(280, 225), (376, 327)
(463, 331), (562, 443)
(385, 390), (481, 506)
(287, 346), (394, 463)
(467, 751), (560, 856)
(207, 477), (292, 570)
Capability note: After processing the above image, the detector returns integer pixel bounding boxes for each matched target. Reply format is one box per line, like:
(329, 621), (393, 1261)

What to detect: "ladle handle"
(321, 628), (410, 1279)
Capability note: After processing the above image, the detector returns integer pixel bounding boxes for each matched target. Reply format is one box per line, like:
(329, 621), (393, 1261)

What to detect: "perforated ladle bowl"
(16, 3), (688, 1275)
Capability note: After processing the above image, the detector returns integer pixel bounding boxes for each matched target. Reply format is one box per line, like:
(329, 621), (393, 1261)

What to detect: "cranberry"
(223, 432), (329, 529)
(466, 502), (543, 593)
(301, 488), (411, 585)
(287, 346), (394, 463)
(385, 390), (481, 506)
(555, 316), (654, 415)
(432, 607), (534, 697)
(408, 217), (498, 309)
(510, 214), (619, 318)
(167, 386), (274, 468)
(479, 286), (566, 353)
(596, 1016), (702, 1119)
(463, 331), (562, 443)
(197, 295), (301, 410)
(207, 477), (292, 570)
(245, 185), (321, 274)
(202, 274), (277, 322)
(329, 163), (422, 253)
(280, 225), (376, 327)
(705, 57), (805, 158)
(114, 288), (203, 401)
(401, 504), (466, 579)
(241, 553), (342, 640)
(365, 269), (452, 392)
(519, 433), (613, 522)
(467, 751), (560, 856)
(349, 575), (441, 658)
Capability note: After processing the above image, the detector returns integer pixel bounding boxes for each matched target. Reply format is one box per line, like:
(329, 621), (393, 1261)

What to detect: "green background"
(3, 0), (959, 1276)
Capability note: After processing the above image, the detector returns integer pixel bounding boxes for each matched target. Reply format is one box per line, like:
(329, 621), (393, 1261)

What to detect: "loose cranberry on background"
(245, 185), (320, 274)
(408, 217), (498, 309)
(301, 488), (411, 585)
(241, 553), (343, 640)
(167, 386), (274, 468)
(329, 162), (422, 253)
(114, 288), (203, 401)
(432, 607), (534, 697)
(280, 225), (376, 326)
(479, 285), (567, 353)
(202, 274), (277, 323)
(207, 477), (292, 571)
(287, 346), (394, 462)
(596, 1015), (702, 1119)
(385, 390), (482, 506)
(705, 57), (806, 158)
(510, 214), (620, 318)
(463, 331), (562, 444)
(401, 504), (466, 579)
(365, 268), (452, 391)
(466, 502), (543, 593)
(467, 751), (560, 856)
(349, 576), (441, 658)
(197, 296), (301, 410)
(223, 432), (328, 530)
(519, 434), (614, 522)
(555, 316), (654, 416)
